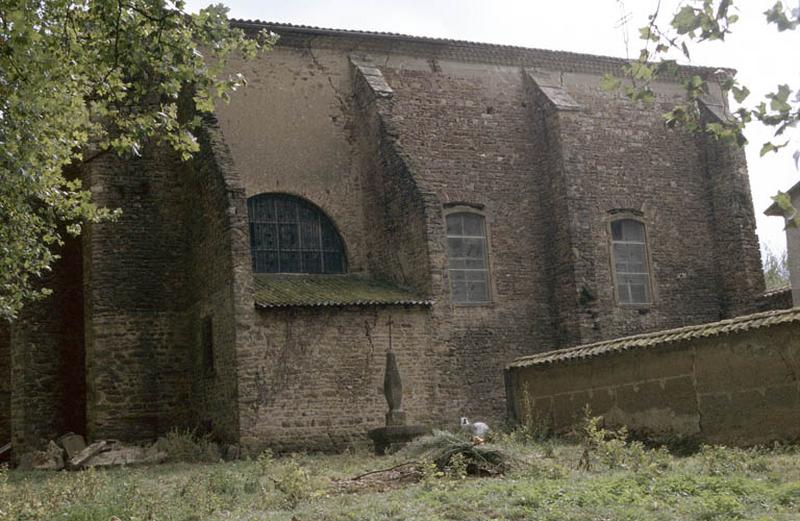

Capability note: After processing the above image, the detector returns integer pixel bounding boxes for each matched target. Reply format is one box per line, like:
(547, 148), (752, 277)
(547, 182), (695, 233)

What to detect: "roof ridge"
(510, 306), (800, 368)
(231, 20), (728, 76)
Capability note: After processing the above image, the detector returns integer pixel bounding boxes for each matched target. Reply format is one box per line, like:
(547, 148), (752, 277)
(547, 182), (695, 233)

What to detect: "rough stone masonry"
(0, 21), (774, 455)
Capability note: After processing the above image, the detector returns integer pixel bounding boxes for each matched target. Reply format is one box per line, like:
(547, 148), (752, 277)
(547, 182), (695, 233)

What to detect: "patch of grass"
(2, 432), (800, 520)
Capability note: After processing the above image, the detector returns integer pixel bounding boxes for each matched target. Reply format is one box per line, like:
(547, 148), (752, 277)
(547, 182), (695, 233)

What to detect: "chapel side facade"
(0, 23), (765, 454)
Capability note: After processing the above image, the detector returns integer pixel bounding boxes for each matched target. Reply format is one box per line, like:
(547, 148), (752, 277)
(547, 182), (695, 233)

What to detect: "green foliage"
(601, 1), (799, 157)
(762, 244), (790, 289)
(0, 1), (273, 320)
(578, 413), (672, 474)
(270, 456), (317, 508)
(3, 440), (800, 520)
(152, 428), (221, 463)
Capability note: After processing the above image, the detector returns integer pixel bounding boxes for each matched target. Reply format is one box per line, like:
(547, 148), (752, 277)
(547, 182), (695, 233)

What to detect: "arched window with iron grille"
(247, 194), (346, 274)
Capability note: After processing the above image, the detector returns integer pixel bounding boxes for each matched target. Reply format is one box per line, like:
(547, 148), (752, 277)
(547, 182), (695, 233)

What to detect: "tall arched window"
(610, 218), (652, 305)
(247, 194), (346, 274)
(446, 212), (490, 304)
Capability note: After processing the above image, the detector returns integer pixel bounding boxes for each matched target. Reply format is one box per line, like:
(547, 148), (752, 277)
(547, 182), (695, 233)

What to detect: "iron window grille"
(247, 194), (346, 274)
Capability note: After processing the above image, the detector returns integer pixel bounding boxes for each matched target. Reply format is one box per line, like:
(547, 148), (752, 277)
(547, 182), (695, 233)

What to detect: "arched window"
(446, 212), (490, 304)
(610, 218), (652, 305)
(247, 194), (346, 274)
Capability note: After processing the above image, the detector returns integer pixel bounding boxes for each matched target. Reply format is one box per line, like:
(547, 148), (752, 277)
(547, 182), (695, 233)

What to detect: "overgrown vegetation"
(151, 428), (221, 463)
(3, 423), (800, 520)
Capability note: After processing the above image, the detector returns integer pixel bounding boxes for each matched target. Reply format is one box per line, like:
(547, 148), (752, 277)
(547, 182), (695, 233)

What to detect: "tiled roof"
(509, 307), (800, 369)
(254, 273), (432, 309)
(764, 180), (800, 216)
(231, 20), (727, 79)
(762, 286), (791, 299)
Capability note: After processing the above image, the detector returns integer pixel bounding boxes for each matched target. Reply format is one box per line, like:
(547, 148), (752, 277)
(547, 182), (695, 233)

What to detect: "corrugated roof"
(509, 307), (800, 369)
(254, 273), (432, 309)
(231, 20), (729, 79)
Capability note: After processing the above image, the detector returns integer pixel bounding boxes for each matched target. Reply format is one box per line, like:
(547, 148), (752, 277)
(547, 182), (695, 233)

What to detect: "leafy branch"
(0, 0), (275, 319)
(603, 0), (800, 221)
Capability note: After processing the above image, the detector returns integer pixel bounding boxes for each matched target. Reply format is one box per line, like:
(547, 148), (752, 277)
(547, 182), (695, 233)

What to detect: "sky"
(184, 0), (800, 256)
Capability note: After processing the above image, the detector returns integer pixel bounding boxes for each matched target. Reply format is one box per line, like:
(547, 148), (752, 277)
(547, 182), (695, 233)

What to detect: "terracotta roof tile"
(509, 307), (800, 368)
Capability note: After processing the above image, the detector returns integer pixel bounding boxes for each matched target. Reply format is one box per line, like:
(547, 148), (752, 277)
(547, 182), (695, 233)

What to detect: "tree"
(0, 1), (272, 320)
(762, 244), (790, 289)
(604, 0), (799, 215)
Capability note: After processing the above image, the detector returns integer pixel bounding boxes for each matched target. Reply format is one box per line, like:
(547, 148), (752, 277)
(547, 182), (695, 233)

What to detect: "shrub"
(271, 456), (315, 508)
(578, 413), (671, 473)
(152, 429), (221, 463)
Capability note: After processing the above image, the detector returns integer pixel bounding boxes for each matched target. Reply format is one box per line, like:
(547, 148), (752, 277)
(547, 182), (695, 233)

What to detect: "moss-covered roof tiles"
(509, 307), (800, 369)
(254, 274), (432, 309)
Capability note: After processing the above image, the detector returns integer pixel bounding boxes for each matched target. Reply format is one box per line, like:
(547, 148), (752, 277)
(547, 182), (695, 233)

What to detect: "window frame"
(247, 193), (348, 275)
(608, 215), (654, 307)
(443, 207), (493, 306)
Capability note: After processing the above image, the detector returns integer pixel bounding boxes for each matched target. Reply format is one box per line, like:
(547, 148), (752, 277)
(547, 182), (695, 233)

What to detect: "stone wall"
(5, 24), (767, 453)
(533, 72), (763, 343)
(82, 148), (193, 442)
(375, 62), (557, 423)
(181, 116), (253, 444)
(700, 108), (765, 317)
(218, 25), (765, 433)
(240, 305), (435, 452)
(753, 287), (793, 312)
(351, 59), (435, 296)
(507, 314), (800, 446)
(215, 46), (371, 276)
(765, 185), (800, 307)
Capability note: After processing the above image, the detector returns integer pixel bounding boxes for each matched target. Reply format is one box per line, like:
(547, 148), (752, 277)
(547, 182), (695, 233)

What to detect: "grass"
(2, 429), (800, 521)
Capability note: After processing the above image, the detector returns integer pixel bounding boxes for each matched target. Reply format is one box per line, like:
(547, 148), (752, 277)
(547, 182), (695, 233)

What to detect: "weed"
(152, 428), (221, 463)
(271, 456), (317, 508)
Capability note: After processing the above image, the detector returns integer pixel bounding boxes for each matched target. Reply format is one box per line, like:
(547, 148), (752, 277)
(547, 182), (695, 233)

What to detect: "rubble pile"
(16, 433), (166, 471)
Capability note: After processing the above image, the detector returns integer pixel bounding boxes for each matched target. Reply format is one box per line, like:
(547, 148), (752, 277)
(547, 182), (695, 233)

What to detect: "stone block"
(58, 432), (86, 460)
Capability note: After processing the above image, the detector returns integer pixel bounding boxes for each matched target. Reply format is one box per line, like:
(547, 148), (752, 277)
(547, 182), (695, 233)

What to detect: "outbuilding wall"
(507, 320), (800, 445)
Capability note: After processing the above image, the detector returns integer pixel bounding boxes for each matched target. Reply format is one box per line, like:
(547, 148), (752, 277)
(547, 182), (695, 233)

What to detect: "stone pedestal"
(368, 350), (427, 454)
(367, 425), (428, 455)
